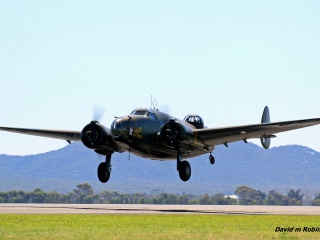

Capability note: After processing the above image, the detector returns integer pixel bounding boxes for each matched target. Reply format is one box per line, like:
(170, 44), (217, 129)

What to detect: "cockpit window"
(147, 112), (157, 120)
(186, 116), (201, 123)
(184, 114), (204, 129)
(131, 110), (148, 116)
(135, 110), (147, 115)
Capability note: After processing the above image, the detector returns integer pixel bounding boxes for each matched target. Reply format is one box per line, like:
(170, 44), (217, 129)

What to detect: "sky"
(0, 1), (319, 155)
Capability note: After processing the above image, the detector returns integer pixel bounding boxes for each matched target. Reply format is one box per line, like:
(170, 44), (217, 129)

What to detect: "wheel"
(209, 155), (215, 165)
(179, 161), (191, 182)
(97, 162), (111, 183)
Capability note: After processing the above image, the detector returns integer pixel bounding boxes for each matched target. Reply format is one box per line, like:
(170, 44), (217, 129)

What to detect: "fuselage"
(110, 108), (213, 160)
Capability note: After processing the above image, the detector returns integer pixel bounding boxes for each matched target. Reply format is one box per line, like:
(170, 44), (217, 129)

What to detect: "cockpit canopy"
(183, 114), (204, 129)
(131, 109), (148, 116)
(130, 108), (157, 120)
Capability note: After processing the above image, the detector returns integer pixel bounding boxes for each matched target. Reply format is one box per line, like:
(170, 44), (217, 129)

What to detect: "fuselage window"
(147, 112), (157, 120)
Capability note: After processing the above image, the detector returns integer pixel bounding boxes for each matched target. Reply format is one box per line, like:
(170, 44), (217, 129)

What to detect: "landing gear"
(97, 162), (110, 183)
(97, 152), (112, 183)
(209, 153), (215, 165)
(177, 153), (191, 182)
(179, 161), (191, 181)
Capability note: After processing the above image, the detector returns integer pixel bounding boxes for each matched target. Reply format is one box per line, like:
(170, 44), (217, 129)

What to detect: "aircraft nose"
(111, 118), (128, 139)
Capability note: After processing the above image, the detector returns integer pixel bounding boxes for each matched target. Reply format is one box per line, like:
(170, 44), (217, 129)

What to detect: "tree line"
(0, 183), (320, 206)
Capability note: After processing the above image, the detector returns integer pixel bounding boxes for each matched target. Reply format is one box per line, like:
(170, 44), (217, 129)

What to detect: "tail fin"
(260, 106), (271, 149)
(261, 106), (270, 124)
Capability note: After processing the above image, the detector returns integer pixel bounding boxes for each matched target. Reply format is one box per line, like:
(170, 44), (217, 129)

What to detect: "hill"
(0, 142), (319, 197)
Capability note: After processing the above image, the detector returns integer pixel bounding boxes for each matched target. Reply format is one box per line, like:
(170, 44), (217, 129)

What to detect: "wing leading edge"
(0, 126), (82, 142)
(195, 118), (320, 147)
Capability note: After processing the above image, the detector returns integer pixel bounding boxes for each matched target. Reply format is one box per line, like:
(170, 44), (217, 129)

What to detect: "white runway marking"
(0, 204), (320, 215)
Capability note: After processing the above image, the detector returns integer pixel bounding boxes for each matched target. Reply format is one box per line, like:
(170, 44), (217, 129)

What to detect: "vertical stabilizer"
(260, 106), (271, 149)
(261, 106), (270, 124)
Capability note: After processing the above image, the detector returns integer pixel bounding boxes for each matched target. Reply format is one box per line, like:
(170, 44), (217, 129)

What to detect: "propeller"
(93, 106), (105, 122)
(150, 96), (171, 114)
(158, 103), (171, 115)
(81, 106), (106, 149)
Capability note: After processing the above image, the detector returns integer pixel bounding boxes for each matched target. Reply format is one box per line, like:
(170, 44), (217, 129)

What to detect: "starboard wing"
(195, 118), (320, 147)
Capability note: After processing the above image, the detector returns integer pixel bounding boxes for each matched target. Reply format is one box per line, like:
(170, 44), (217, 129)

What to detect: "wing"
(0, 126), (82, 142)
(195, 118), (320, 147)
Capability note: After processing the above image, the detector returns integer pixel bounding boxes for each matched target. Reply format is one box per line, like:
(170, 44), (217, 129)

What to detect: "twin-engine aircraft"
(0, 106), (320, 182)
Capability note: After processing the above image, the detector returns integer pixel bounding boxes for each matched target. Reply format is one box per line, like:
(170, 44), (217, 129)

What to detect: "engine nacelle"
(81, 121), (109, 149)
(183, 114), (204, 129)
(160, 119), (194, 148)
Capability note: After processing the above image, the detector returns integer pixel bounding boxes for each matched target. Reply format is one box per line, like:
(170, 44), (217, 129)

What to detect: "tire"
(209, 155), (215, 165)
(179, 161), (191, 182)
(97, 162), (111, 183)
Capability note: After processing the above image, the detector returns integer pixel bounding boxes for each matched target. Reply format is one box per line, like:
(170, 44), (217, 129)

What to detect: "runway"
(0, 204), (320, 215)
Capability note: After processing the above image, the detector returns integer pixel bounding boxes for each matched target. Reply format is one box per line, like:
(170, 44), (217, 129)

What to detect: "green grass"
(0, 214), (320, 239)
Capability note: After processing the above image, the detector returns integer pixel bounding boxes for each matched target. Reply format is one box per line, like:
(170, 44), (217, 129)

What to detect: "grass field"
(0, 214), (320, 239)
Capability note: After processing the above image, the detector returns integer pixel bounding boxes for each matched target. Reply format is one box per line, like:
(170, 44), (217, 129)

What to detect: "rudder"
(260, 106), (271, 149)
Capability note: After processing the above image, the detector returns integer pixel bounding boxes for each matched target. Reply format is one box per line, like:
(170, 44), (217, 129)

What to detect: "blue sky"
(0, 1), (319, 155)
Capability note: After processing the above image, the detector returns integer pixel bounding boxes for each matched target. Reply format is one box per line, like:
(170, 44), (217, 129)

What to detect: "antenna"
(153, 99), (157, 110)
(150, 95), (157, 109)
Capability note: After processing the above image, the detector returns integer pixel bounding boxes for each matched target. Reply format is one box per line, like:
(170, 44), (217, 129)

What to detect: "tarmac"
(0, 204), (320, 215)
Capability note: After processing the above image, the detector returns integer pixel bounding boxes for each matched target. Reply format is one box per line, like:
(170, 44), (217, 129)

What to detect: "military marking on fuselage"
(129, 127), (134, 136)
(132, 127), (143, 139)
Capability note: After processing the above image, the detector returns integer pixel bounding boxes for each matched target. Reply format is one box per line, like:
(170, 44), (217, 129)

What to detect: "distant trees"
(235, 186), (304, 206)
(265, 190), (289, 206)
(312, 194), (320, 206)
(235, 186), (265, 205)
(0, 183), (236, 205)
(72, 183), (97, 204)
(0, 183), (318, 206)
(0, 188), (63, 204)
(287, 189), (304, 206)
